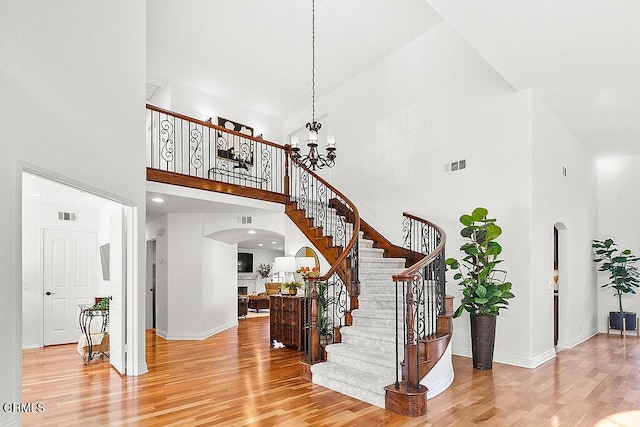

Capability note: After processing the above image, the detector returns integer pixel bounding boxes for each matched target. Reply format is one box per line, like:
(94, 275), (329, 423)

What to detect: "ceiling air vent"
(237, 216), (253, 224)
(58, 211), (77, 222)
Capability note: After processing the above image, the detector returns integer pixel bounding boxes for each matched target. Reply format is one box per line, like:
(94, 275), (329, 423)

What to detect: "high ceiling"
(147, 0), (640, 159)
(146, 0), (443, 119)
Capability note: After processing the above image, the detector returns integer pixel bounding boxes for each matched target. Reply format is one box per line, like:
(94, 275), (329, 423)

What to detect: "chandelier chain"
(311, 0), (316, 125)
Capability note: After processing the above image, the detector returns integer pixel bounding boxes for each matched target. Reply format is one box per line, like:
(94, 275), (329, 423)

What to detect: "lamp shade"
(273, 256), (297, 273)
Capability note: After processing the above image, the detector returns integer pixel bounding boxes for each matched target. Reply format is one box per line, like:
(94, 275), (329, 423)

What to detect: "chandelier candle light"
(291, 0), (336, 170)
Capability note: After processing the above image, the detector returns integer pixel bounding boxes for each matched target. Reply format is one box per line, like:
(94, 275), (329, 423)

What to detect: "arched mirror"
(295, 246), (319, 270)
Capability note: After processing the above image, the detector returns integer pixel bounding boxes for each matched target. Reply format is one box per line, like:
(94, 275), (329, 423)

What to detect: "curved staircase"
(311, 234), (406, 408)
(145, 104), (453, 417)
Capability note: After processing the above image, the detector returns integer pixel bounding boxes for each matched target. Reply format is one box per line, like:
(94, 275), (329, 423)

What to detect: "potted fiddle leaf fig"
(445, 207), (515, 370)
(592, 238), (640, 332)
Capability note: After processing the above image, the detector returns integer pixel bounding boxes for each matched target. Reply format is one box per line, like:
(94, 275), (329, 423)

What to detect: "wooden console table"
(269, 295), (306, 351)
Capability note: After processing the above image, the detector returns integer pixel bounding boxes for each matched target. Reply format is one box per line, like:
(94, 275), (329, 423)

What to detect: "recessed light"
(258, 244), (264, 247)
(248, 230), (256, 234)
(152, 197), (164, 203)
(278, 247), (282, 250)
(32, 193), (42, 197)
(272, 241), (277, 244)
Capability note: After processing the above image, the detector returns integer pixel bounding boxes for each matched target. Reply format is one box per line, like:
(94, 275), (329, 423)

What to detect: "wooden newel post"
(309, 279), (321, 363)
(404, 284), (418, 389)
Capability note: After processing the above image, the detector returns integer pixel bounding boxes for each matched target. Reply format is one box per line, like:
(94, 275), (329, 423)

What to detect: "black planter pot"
(470, 314), (497, 370)
(609, 312), (637, 331)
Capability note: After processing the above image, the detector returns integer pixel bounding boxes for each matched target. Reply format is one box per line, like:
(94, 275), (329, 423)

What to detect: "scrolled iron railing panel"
(146, 105), (285, 194)
(392, 213), (447, 391)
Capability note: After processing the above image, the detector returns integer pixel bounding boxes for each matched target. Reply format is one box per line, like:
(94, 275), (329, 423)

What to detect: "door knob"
(45, 291), (56, 296)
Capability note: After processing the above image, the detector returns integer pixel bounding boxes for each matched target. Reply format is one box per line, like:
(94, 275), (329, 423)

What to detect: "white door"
(109, 208), (126, 374)
(43, 229), (97, 345)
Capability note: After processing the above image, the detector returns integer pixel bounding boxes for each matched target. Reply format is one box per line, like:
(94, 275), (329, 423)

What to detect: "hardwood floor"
(22, 318), (640, 426)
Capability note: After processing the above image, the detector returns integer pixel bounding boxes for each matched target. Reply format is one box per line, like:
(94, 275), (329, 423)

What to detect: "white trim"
(156, 329), (169, 339)
(425, 369), (454, 400)
(201, 321), (238, 340)
(162, 321), (238, 341)
(18, 161), (145, 378)
(451, 346), (472, 358)
(556, 329), (598, 350)
(529, 349), (556, 368)
(452, 346), (557, 369)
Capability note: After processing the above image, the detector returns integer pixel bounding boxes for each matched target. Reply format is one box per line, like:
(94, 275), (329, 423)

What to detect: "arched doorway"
(554, 222), (568, 349)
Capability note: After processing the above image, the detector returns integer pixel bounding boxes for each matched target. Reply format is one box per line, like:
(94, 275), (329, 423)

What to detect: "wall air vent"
(58, 211), (77, 222)
(237, 216), (253, 224)
(445, 159), (467, 173)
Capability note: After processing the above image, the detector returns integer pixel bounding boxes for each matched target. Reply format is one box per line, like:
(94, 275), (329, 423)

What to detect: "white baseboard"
(201, 320), (237, 340)
(452, 346), (556, 369)
(136, 363), (149, 376)
(556, 328), (598, 350)
(425, 369), (454, 399)
(21, 344), (42, 350)
(156, 329), (169, 339)
(162, 320), (238, 341)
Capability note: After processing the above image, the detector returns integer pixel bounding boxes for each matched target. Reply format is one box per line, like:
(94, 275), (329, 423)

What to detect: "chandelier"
(291, 0), (336, 170)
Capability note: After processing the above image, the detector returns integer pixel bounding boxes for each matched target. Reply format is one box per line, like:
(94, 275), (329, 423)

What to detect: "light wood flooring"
(22, 317), (640, 426)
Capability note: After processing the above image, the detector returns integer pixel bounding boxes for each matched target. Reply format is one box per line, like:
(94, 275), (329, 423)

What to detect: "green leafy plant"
(317, 281), (331, 336)
(592, 238), (640, 313)
(445, 207), (515, 318)
(282, 281), (303, 291)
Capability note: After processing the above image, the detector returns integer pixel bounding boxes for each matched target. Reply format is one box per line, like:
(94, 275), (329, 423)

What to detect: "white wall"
(0, 0), (146, 421)
(22, 201), (101, 348)
(530, 92), (598, 356)
(286, 22), (535, 365)
(160, 213), (237, 339)
(596, 154), (640, 332)
(167, 83), (286, 144)
(201, 238), (237, 335)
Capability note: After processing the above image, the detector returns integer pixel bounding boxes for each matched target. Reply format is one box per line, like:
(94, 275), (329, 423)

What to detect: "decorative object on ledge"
(592, 238), (640, 335)
(216, 117), (255, 167)
(290, 0), (336, 170)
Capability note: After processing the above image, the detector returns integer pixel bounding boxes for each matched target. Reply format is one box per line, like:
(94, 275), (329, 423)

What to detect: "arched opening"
(553, 222), (568, 349)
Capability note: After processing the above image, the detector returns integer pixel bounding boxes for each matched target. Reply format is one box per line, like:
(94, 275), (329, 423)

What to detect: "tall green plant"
(592, 238), (640, 313)
(445, 207), (515, 318)
(317, 281), (331, 336)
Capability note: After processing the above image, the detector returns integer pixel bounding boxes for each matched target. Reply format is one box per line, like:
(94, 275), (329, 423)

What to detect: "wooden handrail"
(392, 212), (447, 282)
(289, 155), (361, 283)
(146, 103), (286, 150)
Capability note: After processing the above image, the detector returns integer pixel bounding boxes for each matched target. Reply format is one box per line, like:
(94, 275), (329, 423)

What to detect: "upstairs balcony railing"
(147, 104), (287, 195)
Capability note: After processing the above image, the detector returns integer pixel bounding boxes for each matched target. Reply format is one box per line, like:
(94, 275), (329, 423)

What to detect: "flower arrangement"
(256, 263), (272, 279)
(297, 265), (320, 278)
